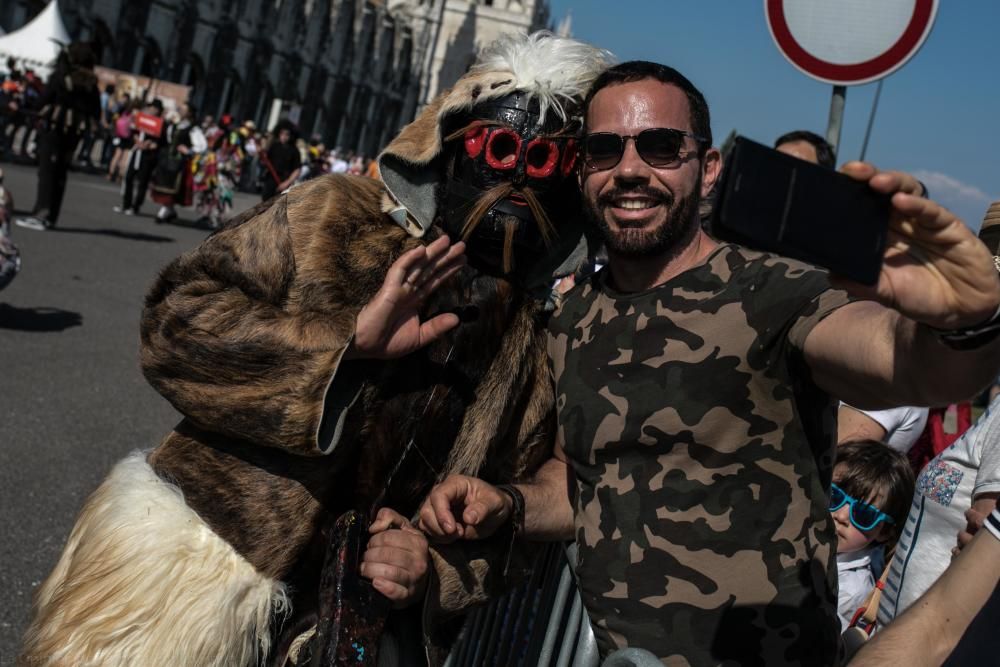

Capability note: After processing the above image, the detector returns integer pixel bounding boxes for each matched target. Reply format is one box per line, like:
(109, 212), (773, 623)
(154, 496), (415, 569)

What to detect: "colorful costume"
(20, 32), (611, 666)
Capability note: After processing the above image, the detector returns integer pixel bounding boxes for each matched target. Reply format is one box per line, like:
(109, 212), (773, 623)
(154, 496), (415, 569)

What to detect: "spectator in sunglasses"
(831, 441), (915, 631)
(421, 60), (1000, 666)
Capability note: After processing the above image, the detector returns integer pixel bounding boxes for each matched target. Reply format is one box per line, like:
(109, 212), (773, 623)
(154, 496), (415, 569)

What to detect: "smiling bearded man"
(417, 59), (1000, 667)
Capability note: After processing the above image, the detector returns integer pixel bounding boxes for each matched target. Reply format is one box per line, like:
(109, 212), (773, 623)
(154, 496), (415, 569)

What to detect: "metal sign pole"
(859, 79), (884, 162)
(825, 84), (847, 163)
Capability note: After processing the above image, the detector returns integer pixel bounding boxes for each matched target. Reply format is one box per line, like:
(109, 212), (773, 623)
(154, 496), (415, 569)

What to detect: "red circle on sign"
(766, 0), (936, 85)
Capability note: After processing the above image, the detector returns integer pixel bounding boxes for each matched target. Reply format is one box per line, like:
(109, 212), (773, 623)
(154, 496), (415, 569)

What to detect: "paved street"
(0, 162), (259, 664)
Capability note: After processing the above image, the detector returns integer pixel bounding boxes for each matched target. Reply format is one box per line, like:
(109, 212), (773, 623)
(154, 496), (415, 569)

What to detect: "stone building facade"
(1, 0), (552, 156)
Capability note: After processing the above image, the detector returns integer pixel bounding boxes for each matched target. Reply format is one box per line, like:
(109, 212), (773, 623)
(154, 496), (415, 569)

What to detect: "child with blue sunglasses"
(831, 441), (915, 632)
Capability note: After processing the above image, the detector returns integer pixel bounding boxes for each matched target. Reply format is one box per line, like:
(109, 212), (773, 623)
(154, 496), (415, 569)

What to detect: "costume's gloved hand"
(417, 474), (512, 544)
(347, 235), (467, 360)
(832, 162), (1000, 331)
(360, 508), (430, 609)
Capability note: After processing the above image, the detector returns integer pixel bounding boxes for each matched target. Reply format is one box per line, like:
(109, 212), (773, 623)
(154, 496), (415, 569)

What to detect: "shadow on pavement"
(50, 227), (175, 243)
(156, 216), (220, 233)
(0, 304), (83, 331)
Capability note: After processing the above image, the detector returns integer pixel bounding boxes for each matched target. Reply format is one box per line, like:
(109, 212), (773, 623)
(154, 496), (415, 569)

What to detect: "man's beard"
(585, 177), (701, 258)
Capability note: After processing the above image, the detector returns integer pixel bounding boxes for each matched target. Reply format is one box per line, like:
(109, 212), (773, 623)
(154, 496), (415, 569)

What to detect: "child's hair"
(835, 440), (916, 544)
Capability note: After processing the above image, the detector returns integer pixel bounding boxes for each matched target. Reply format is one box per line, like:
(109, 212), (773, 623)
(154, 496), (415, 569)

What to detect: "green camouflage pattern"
(548, 244), (850, 666)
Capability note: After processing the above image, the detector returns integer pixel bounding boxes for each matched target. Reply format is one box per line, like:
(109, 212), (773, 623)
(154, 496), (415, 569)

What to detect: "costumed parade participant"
(151, 102), (204, 223)
(20, 32), (613, 667)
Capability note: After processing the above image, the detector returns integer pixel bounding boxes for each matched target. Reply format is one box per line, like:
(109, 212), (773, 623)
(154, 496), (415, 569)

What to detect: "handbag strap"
(850, 556), (892, 633)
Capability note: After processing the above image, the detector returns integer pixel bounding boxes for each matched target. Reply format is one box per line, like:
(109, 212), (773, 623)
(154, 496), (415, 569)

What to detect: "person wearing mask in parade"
(19, 32), (612, 667)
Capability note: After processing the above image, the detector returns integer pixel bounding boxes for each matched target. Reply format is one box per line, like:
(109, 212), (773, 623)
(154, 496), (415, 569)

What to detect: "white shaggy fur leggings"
(19, 452), (288, 666)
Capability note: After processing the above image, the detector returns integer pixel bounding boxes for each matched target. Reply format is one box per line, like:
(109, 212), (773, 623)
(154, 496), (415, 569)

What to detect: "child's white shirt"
(837, 546), (877, 632)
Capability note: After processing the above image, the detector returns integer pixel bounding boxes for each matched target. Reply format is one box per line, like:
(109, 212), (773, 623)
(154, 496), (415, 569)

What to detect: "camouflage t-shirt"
(548, 244), (850, 666)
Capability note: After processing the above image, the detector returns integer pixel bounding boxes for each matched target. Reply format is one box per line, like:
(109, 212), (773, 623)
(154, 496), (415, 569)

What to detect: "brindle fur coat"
(141, 173), (555, 655)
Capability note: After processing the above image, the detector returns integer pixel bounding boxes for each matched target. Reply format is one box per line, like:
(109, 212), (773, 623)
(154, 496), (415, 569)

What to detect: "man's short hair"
(774, 130), (834, 168)
(583, 60), (712, 155)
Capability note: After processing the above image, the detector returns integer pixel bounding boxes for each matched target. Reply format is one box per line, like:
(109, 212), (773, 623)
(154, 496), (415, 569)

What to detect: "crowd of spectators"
(1, 57), (378, 229)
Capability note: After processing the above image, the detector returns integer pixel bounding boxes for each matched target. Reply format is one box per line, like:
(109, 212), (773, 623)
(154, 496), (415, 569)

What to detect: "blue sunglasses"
(829, 483), (895, 532)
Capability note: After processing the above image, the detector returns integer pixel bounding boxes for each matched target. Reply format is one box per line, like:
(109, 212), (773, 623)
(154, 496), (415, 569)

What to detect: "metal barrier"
(444, 543), (598, 667)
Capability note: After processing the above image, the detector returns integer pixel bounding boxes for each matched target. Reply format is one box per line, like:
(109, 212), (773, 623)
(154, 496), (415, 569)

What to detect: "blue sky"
(550, 0), (999, 230)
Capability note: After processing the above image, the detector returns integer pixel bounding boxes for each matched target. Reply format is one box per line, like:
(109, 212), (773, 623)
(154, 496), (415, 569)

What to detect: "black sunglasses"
(583, 127), (706, 171)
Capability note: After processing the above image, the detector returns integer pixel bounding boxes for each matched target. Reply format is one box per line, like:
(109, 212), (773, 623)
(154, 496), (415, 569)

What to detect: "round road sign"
(765, 0), (938, 86)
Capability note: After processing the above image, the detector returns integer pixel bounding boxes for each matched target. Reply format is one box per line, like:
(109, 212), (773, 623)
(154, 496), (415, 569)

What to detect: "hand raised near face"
(833, 164), (1000, 332)
(347, 235), (467, 360)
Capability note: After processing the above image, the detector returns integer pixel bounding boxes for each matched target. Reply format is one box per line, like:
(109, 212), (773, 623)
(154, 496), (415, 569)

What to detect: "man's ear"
(701, 147), (722, 197)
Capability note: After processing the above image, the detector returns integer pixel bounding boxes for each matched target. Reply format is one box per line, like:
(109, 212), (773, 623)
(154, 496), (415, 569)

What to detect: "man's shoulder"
(716, 243), (831, 285)
(549, 273), (604, 333)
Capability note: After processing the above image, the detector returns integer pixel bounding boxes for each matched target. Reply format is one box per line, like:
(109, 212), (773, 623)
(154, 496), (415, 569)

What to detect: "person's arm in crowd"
(803, 165), (1000, 409)
(419, 439), (576, 543)
(956, 493), (1000, 551)
(849, 511), (1000, 666)
(279, 166), (301, 191)
(837, 405), (888, 444)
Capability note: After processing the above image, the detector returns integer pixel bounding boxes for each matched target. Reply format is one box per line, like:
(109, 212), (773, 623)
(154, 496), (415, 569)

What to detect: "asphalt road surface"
(0, 162), (260, 664)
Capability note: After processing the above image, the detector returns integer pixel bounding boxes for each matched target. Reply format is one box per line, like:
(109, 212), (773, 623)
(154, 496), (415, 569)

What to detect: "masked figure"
(20, 32), (612, 667)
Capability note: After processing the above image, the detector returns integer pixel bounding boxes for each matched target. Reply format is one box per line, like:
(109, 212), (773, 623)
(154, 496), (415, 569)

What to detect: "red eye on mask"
(525, 138), (560, 178)
(484, 128), (522, 170)
(464, 126), (486, 159)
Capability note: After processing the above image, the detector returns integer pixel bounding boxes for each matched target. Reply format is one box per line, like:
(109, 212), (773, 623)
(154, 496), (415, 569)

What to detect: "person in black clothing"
(259, 122), (301, 200)
(14, 43), (100, 231)
(114, 98), (164, 216)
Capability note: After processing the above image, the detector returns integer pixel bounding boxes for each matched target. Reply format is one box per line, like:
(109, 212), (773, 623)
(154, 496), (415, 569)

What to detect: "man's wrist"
(929, 303), (1000, 351)
(496, 484), (525, 535)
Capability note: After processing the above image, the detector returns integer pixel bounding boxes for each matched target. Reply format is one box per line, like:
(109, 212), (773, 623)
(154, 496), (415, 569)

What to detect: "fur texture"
(20, 452), (288, 667)
(470, 31), (615, 125)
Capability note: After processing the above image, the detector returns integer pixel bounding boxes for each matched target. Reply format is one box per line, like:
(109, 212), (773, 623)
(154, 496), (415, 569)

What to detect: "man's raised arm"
(804, 165), (1000, 409)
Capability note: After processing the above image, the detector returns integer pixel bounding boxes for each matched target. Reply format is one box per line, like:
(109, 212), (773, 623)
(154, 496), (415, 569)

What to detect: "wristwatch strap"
(496, 484), (525, 581)
(496, 484), (525, 535)
(932, 303), (1000, 351)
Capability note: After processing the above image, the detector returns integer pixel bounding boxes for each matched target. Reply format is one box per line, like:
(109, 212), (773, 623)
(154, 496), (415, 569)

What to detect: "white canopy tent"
(0, 1), (71, 78)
